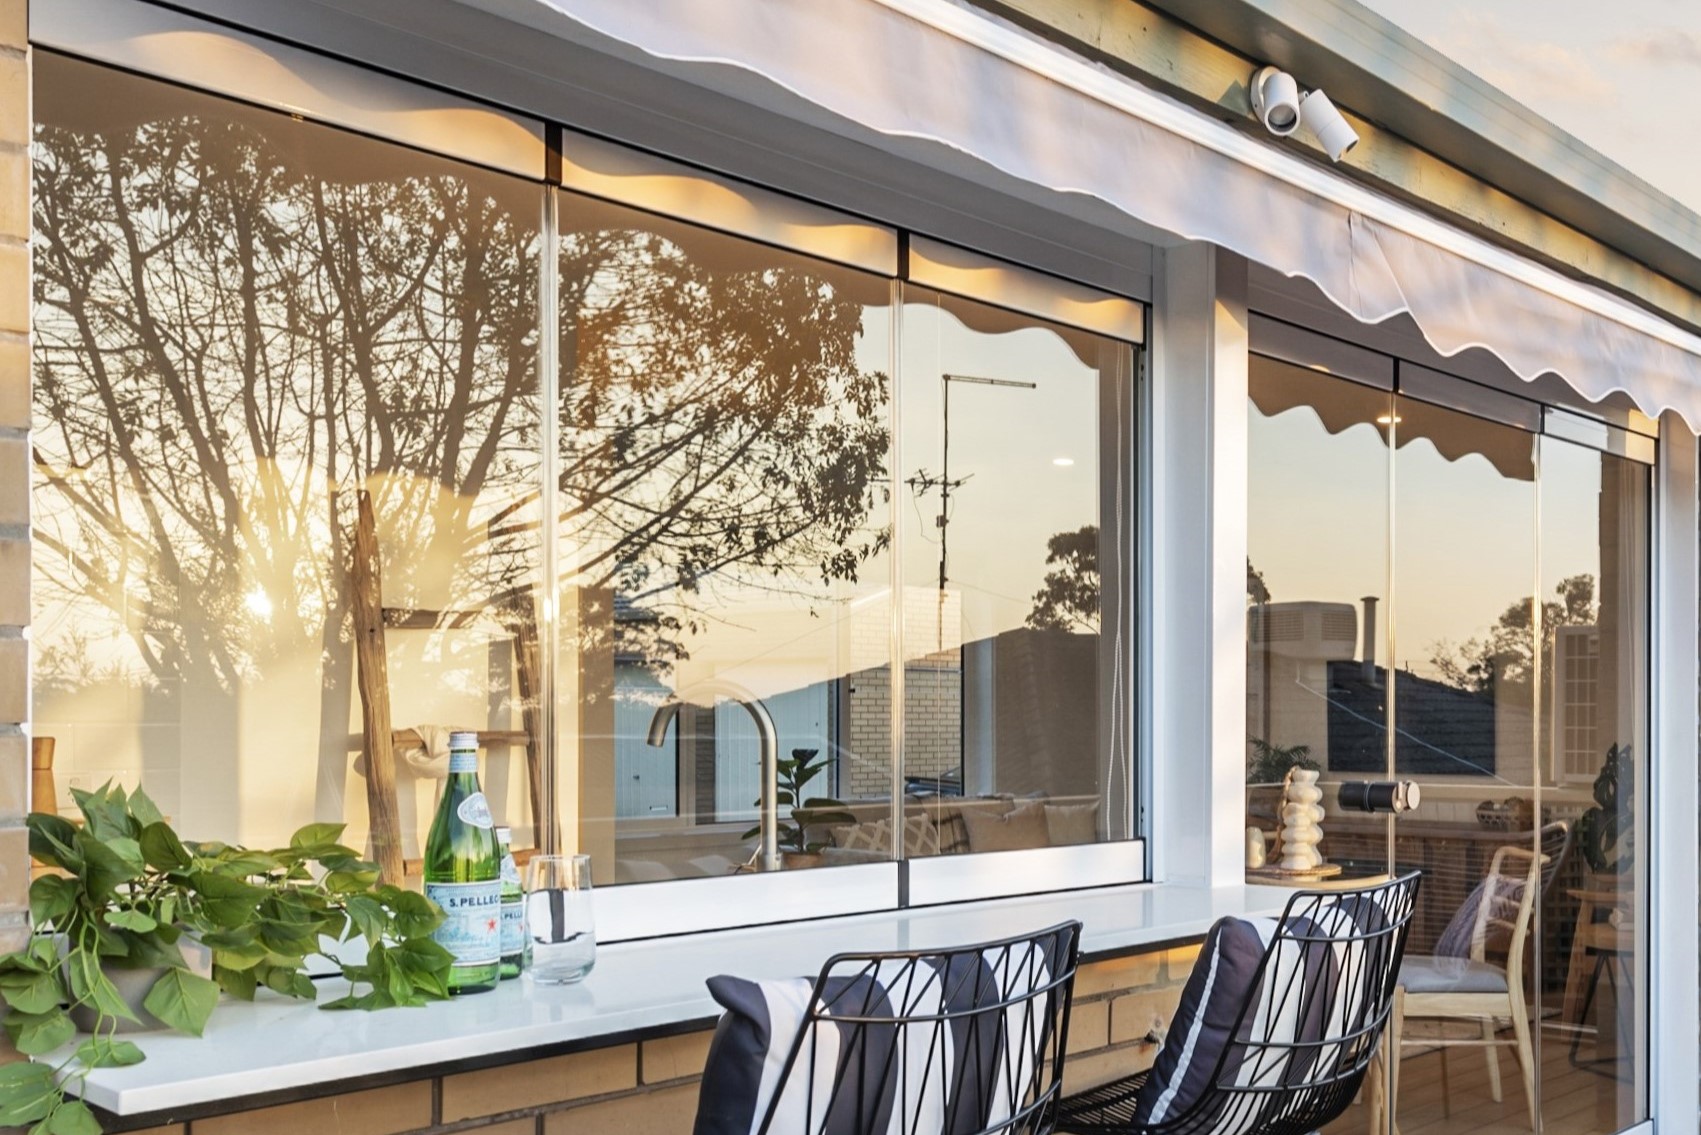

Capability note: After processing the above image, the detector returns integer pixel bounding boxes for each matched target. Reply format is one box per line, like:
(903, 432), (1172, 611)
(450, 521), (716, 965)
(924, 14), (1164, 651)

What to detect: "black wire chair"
(752, 920), (1083, 1135)
(1057, 873), (1421, 1135)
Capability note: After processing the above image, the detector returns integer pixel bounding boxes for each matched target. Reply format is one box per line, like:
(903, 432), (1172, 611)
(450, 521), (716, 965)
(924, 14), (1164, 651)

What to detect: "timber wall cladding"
(92, 944), (1199, 1135)
(0, 0), (30, 956)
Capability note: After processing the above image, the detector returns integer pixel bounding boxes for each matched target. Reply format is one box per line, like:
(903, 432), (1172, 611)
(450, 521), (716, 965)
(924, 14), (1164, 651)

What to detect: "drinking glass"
(524, 854), (596, 984)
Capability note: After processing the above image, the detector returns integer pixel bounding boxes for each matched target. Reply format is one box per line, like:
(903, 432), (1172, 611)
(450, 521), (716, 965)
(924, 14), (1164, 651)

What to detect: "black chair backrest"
(758, 920), (1084, 1135)
(1147, 873), (1421, 1135)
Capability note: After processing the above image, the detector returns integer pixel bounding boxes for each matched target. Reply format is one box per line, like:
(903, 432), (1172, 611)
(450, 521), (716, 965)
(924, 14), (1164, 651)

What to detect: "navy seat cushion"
(693, 943), (1059, 1135)
(1132, 895), (1391, 1128)
(1132, 915), (1276, 1126)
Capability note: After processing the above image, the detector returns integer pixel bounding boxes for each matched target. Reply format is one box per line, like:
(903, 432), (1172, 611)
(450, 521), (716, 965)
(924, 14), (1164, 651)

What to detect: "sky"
(1360, 0), (1701, 217)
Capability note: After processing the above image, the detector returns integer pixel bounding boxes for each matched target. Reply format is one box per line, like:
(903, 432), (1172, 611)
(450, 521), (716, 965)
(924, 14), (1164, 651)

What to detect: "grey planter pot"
(67, 937), (214, 1035)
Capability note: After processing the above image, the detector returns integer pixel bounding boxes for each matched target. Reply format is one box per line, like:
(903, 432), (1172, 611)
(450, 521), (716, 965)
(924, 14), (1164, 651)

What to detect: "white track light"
(1249, 66), (1301, 136)
(1298, 88), (1359, 161)
(1249, 67), (1361, 162)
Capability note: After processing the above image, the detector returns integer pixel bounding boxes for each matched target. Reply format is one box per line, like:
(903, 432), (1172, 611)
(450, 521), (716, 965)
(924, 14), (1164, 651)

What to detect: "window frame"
(35, 2), (1151, 944)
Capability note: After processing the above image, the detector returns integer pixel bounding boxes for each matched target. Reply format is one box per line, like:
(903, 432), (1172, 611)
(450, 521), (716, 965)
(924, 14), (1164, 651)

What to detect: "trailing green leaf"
(0, 782), (459, 1132)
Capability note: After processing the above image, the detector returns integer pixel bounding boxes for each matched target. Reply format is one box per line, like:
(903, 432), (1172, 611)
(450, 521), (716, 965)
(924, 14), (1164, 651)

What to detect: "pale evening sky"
(1360, 0), (1701, 217)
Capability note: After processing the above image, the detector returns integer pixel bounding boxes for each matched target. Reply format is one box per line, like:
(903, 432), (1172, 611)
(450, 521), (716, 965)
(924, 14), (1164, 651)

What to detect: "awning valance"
(487, 0), (1701, 431)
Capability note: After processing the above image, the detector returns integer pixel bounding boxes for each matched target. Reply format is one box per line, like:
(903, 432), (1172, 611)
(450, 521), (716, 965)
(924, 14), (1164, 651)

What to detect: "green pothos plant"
(0, 783), (455, 1134)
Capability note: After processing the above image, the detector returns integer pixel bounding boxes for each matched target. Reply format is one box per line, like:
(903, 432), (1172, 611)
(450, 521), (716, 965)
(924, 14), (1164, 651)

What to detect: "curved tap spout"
(645, 678), (781, 872)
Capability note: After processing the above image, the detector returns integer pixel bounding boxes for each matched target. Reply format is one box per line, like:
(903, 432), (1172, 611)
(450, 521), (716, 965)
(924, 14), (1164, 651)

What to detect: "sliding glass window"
(31, 51), (1145, 926)
(1246, 324), (1652, 1135)
(30, 54), (544, 876)
(556, 190), (895, 884)
(898, 286), (1137, 864)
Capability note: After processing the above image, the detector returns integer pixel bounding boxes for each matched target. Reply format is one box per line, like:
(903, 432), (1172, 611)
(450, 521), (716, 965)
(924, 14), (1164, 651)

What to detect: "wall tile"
(441, 1045), (636, 1122)
(541, 1084), (699, 1135)
(1074, 951), (1163, 997)
(0, 336), (24, 431)
(0, 435), (26, 527)
(0, 1), (22, 49)
(0, 539), (25, 629)
(0, 825), (25, 915)
(0, 243), (25, 336)
(0, 150), (24, 244)
(457, 1120), (537, 1135)
(0, 637), (25, 723)
(1066, 997), (1110, 1055)
(0, 50), (24, 151)
(639, 1031), (712, 1084)
(192, 1082), (431, 1135)
(0, 733), (21, 822)
(1110, 988), (1182, 1046)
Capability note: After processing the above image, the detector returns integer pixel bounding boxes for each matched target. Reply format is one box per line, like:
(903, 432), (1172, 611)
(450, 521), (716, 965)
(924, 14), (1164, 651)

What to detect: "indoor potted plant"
(0, 782), (455, 1133)
(1577, 743), (1634, 876)
(743, 748), (855, 870)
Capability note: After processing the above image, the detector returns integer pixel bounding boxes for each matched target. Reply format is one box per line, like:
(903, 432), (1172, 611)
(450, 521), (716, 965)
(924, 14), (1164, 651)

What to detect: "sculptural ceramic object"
(1245, 826), (1267, 869)
(1278, 768), (1326, 871)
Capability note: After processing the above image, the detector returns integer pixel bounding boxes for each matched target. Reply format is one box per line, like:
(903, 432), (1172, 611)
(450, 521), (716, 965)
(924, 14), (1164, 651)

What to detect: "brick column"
(0, 0), (30, 953)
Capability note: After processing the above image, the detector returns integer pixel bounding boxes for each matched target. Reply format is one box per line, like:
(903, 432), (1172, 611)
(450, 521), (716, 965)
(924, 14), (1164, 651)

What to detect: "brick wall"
(101, 944), (1198, 1135)
(0, 0), (30, 955)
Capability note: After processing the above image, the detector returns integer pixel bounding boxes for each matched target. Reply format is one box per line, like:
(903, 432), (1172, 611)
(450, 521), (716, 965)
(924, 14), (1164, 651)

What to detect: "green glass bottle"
(424, 732), (501, 994)
(496, 825), (524, 980)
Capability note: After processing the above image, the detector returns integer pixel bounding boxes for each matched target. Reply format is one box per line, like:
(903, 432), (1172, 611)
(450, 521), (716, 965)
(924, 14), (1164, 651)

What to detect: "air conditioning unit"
(1551, 625), (1600, 784)
(1247, 601), (1357, 662)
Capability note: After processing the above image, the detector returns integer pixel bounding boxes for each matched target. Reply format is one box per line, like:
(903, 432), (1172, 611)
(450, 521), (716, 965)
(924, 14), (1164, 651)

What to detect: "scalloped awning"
(475, 0), (1701, 433)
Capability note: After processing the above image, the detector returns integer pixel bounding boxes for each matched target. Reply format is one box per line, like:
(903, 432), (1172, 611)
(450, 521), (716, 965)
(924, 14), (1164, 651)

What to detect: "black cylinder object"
(1337, 780), (1419, 814)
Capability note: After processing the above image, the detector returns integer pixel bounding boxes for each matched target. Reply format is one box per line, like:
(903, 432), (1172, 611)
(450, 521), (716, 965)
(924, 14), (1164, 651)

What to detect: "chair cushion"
(1133, 894), (1397, 1128)
(1045, 802), (1099, 846)
(693, 943), (1057, 1134)
(962, 801), (1050, 852)
(830, 813), (941, 857)
(1399, 956), (1509, 994)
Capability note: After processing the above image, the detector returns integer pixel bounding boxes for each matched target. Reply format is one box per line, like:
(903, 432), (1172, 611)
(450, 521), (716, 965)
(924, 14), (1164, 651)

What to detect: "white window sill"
(71, 881), (1294, 1118)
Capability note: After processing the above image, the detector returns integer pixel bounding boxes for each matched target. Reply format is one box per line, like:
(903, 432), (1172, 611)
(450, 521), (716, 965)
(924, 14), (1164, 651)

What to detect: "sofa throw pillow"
(830, 815), (941, 857)
(692, 943), (1056, 1134)
(1044, 802), (1099, 846)
(961, 801), (1050, 853)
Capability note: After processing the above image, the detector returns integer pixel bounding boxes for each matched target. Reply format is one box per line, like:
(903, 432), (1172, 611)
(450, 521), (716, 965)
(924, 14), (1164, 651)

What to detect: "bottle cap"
(448, 731), (479, 751)
(495, 825), (512, 846)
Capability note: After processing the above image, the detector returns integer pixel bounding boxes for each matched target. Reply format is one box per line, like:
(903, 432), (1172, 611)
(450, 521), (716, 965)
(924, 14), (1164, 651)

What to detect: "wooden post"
(506, 594), (552, 852)
(351, 491), (405, 885)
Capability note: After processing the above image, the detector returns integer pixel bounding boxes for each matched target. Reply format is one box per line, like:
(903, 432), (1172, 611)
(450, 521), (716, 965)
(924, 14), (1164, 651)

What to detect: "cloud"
(1609, 30), (1701, 67)
(1434, 13), (1616, 107)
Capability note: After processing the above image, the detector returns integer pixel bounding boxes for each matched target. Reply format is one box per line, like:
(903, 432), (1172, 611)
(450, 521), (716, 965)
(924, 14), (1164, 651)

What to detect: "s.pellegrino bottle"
(424, 732), (501, 994)
(496, 826), (524, 979)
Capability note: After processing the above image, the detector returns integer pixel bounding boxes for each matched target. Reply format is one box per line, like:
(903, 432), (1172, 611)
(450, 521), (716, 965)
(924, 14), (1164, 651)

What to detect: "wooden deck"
(1327, 1025), (1639, 1135)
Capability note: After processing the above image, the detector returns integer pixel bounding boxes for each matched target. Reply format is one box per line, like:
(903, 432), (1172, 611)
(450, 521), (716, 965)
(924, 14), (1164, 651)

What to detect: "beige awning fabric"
(1250, 356), (1536, 482)
(477, 0), (1701, 431)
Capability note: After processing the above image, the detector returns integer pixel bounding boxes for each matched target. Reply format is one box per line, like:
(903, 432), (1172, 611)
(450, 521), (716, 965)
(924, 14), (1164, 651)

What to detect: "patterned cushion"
(830, 814), (941, 857)
(936, 811), (971, 855)
(693, 944), (1056, 1134)
(1133, 894), (1394, 1130)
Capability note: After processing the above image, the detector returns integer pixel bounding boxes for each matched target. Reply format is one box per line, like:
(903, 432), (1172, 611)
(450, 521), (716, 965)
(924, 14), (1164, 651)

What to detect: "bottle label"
(426, 881), (501, 966)
(500, 898), (525, 956)
(457, 792), (494, 829)
(500, 854), (521, 886)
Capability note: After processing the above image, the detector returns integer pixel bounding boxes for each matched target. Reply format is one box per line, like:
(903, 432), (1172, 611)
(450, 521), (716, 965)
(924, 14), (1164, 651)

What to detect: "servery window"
(30, 51), (1146, 929)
